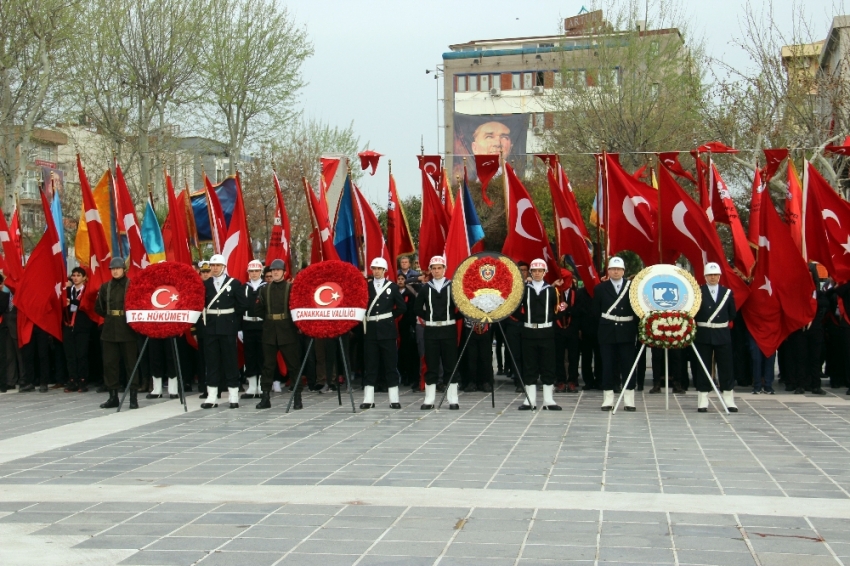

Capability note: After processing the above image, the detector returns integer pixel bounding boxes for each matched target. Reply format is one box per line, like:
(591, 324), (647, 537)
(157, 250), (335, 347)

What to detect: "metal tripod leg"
(285, 338), (314, 414)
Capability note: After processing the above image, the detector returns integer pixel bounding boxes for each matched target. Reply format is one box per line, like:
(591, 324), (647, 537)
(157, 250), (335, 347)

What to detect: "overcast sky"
(290, 0), (842, 203)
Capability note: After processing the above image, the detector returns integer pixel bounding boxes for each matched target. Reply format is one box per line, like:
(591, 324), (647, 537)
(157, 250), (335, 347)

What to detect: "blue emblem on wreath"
(644, 275), (688, 311)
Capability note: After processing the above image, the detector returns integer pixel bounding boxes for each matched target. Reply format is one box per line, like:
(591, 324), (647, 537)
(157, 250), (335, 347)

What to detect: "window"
(650, 82), (660, 97)
(534, 113), (544, 127)
(468, 75), (478, 91)
(523, 72), (533, 89)
(480, 74), (490, 92)
(576, 70), (587, 86)
(215, 158), (229, 182)
(511, 73), (521, 90)
(39, 146), (54, 163)
(21, 170), (39, 200)
(536, 72), (545, 86)
(457, 75), (467, 92)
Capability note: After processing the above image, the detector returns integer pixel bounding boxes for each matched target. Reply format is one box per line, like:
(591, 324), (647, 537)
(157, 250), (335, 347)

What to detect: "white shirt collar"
(373, 277), (386, 289)
(431, 277), (446, 291)
(531, 280), (546, 293)
(707, 283), (719, 298)
(247, 278), (263, 291)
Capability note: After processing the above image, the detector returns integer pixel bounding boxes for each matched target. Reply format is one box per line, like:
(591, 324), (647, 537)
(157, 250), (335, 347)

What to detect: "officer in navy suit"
(693, 262), (737, 413)
(201, 254), (247, 409)
(592, 256), (638, 411)
(361, 257), (407, 409)
(413, 255), (460, 410)
(63, 267), (95, 393)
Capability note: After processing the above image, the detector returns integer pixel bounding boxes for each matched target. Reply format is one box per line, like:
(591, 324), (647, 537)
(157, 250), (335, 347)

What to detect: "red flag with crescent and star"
(474, 154), (500, 206)
(803, 161), (850, 283)
(77, 155), (111, 323)
(502, 162), (557, 279)
(604, 153), (659, 265)
(266, 171), (292, 278)
(358, 150), (382, 176)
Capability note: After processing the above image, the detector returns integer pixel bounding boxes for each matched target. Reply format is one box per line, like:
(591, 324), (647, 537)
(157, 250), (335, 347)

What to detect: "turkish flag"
(748, 166), (765, 247)
(0, 205), (23, 292)
(15, 190), (65, 344)
(824, 136), (850, 156)
(440, 170), (454, 218)
(387, 173), (414, 264)
(743, 188), (815, 356)
(204, 173), (228, 254)
(162, 171), (193, 266)
(657, 152), (696, 184)
(762, 149), (788, 182)
(352, 181), (391, 270)
(710, 163), (755, 276)
(304, 178), (339, 263)
(418, 169), (450, 264)
(696, 141), (738, 154)
(694, 156), (711, 219)
(474, 154), (500, 206)
(804, 161), (850, 283)
(657, 164), (750, 310)
(417, 155), (441, 185)
(604, 153), (659, 265)
(502, 163), (558, 278)
(114, 162), (150, 277)
(223, 176), (253, 277)
(266, 171), (292, 278)
(786, 160), (803, 254)
(539, 155), (600, 294)
(77, 155), (112, 323)
(321, 157), (342, 194)
(358, 150), (382, 176)
(444, 183), (470, 279)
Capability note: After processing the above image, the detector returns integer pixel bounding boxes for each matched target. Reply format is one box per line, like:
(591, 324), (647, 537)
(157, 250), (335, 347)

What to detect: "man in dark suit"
(592, 256), (638, 411)
(64, 267), (95, 392)
(361, 257), (407, 409)
(201, 254), (247, 409)
(693, 262), (737, 413)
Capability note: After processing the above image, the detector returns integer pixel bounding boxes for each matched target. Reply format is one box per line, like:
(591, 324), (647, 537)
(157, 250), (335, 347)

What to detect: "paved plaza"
(2, 379), (850, 565)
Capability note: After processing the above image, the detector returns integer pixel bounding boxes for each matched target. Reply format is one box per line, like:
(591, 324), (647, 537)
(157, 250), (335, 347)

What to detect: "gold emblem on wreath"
(452, 253), (525, 323)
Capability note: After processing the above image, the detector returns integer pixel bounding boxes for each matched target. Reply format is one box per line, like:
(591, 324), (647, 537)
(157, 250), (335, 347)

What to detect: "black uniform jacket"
(203, 275), (246, 336)
(520, 282), (558, 339)
(254, 279), (299, 346)
(95, 276), (136, 343)
(241, 281), (265, 332)
(66, 285), (96, 333)
(414, 279), (459, 339)
(364, 279), (406, 341)
(694, 285), (735, 346)
(592, 279), (637, 344)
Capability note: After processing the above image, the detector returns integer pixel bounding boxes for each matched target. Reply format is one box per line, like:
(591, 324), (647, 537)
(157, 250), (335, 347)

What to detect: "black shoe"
(497, 369), (505, 375)
(390, 403), (401, 409)
(582, 384), (596, 391)
(293, 392), (303, 410)
(785, 384), (795, 392)
(420, 404), (434, 410)
(240, 392), (258, 399)
(637, 386), (644, 391)
(19, 383), (34, 392)
(200, 401), (218, 409)
(518, 404), (535, 410)
(256, 392), (271, 409)
(183, 384), (192, 393)
(698, 408), (708, 413)
(95, 384), (108, 393)
(100, 390), (119, 409)
(229, 403), (239, 409)
(146, 392), (162, 399)
(449, 404), (459, 410)
(464, 384), (477, 393)
(812, 387), (827, 395)
(170, 394), (180, 399)
(727, 406), (738, 413)
(542, 404), (562, 411)
(0, 385), (6, 393)
(515, 385), (524, 393)
(481, 382), (493, 393)
(624, 406), (636, 412)
(794, 387), (805, 394)
(199, 391), (208, 399)
(649, 386), (661, 394)
(360, 403), (375, 409)
(436, 383), (445, 392)
(129, 390), (139, 409)
(38, 385), (49, 393)
(673, 387), (685, 394)
(601, 405), (612, 411)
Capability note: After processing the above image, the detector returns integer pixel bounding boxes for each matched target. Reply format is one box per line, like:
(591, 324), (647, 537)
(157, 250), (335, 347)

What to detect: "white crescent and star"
(314, 285), (340, 306)
(151, 288), (177, 308)
(820, 209), (850, 254)
(622, 196), (652, 241)
(516, 198), (541, 241)
(672, 202), (708, 266)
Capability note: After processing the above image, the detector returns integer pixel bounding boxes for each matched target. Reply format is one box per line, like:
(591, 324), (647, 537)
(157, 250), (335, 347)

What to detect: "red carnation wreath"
(125, 262), (206, 339)
(290, 260), (367, 339)
(452, 252), (525, 322)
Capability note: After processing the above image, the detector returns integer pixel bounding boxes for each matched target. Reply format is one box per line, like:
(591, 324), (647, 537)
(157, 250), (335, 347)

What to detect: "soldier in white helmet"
(593, 256), (639, 411)
(693, 262), (738, 413)
(361, 257), (407, 409)
(518, 258), (561, 410)
(414, 255), (461, 410)
(240, 259), (266, 399)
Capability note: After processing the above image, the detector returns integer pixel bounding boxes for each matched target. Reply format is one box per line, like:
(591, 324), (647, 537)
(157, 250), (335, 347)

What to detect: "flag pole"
(602, 148), (610, 268)
(801, 154), (808, 260)
(110, 153), (126, 261)
(653, 155), (662, 263)
(594, 156), (601, 274)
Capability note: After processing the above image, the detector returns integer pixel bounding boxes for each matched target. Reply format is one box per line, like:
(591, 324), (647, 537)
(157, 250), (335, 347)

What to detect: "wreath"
(639, 310), (697, 349)
(452, 252), (525, 322)
(125, 262), (205, 339)
(290, 260), (367, 339)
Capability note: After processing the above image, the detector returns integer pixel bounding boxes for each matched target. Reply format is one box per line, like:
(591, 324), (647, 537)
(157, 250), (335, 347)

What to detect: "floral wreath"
(639, 310), (697, 349)
(290, 260), (367, 339)
(125, 262), (205, 339)
(452, 253), (525, 322)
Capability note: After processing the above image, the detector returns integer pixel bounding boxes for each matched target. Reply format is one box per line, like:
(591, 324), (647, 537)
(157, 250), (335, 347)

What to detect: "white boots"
(519, 385), (537, 410)
(446, 383), (459, 410)
(360, 385), (376, 409)
(421, 384), (436, 409)
(722, 390), (738, 413)
(167, 378), (178, 399)
(201, 386), (218, 409)
(146, 377), (162, 399)
(601, 390), (614, 411)
(698, 392), (709, 412)
(542, 384), (561, 411)
(228, 387), (240, 409)
(241, 376), (261, 399)
(388, 386), (401, 409)
(623, 389), (636, 412)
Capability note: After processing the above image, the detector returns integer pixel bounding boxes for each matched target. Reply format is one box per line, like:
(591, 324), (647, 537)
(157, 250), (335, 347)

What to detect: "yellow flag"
(74, 170), (113, 267)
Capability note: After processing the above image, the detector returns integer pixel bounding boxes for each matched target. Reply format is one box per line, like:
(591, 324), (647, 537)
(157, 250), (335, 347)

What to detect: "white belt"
(243, 315), (261, 322)
(697, 322), (728, 328)
(601, 314), (634, 322)
(524, 322), (553, 329)
(206, 308), (235, 315)
(425, 320), (455, 327)
(365, 313), (393, 322)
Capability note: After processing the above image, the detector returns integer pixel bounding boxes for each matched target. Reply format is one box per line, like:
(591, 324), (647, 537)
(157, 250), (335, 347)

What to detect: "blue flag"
(463, 175), (485, 246)
(141, 199), (166, 263)
(50, 188), (67, 268)
(189, 177), (237, 241)
(333, 176), (358, 266)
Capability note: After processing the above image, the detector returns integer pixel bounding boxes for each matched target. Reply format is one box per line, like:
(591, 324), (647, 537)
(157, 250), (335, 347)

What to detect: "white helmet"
(529, 258), (547, 272)
(429, 255), (446, 267)
(247, 259), (263, 271)
(608, 257), (625, 269)
(370, 257), (388, 270)
(704, 262), (722, 275)
(209, 254), (226, 265)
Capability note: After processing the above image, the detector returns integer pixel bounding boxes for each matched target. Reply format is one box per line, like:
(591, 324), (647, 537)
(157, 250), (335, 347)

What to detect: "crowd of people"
(0, 253), (843, 414)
